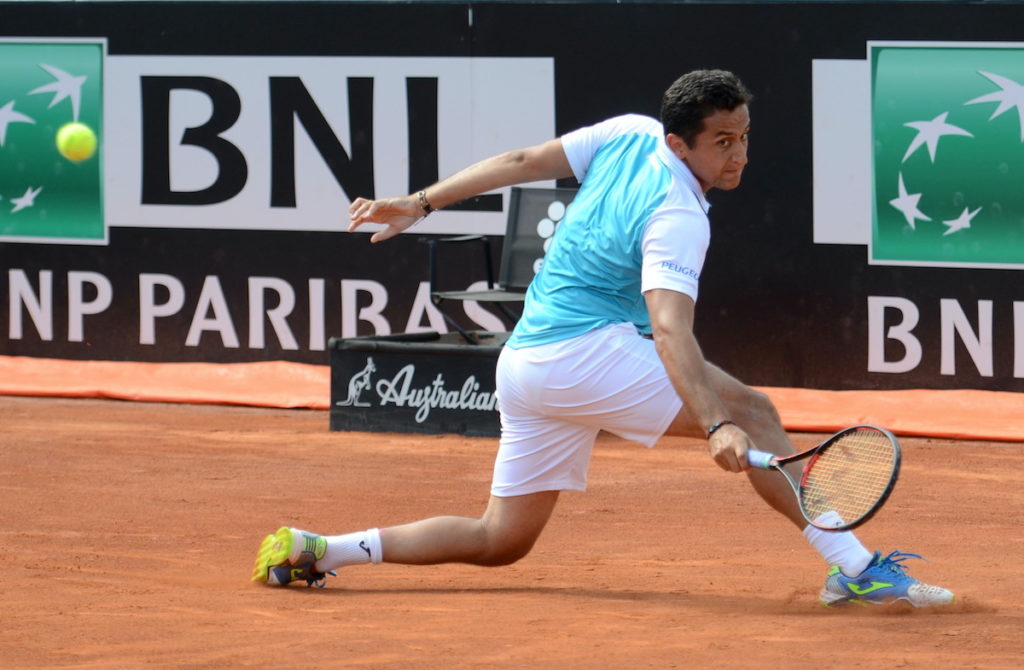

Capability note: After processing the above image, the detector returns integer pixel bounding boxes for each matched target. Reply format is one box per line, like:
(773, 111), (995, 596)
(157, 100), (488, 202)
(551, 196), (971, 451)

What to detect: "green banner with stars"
(0, 40), (105, 244)
(871, 43), (1024, 268)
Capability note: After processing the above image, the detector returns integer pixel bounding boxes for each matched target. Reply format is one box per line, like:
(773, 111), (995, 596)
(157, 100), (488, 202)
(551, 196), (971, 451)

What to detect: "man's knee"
(472, 516), (545, 566)
(476, 536), (537, 567)
(474, 491), (557, 566)
(742, 386), (781, 426)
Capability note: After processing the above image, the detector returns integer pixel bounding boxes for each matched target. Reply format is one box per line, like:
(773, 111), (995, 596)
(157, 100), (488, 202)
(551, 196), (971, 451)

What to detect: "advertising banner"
(0, 40), (105, 244)
(2, 1), (1024, 392)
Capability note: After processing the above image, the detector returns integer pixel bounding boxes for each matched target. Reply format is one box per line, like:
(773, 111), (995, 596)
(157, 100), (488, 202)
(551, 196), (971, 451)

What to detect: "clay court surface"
(1, 395), (1022, 669)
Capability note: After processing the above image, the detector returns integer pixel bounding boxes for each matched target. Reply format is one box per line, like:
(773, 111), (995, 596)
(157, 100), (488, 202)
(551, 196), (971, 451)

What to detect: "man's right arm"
(644, 287), (754, 473)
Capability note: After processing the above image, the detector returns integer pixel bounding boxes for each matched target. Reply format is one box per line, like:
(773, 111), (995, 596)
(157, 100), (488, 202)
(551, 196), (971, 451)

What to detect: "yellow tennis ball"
(56, 122), (97, 162)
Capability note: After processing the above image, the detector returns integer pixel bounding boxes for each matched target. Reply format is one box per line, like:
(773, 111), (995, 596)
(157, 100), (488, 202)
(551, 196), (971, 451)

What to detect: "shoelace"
(305, 570), (338, 588)
(875, 550), (927, 576)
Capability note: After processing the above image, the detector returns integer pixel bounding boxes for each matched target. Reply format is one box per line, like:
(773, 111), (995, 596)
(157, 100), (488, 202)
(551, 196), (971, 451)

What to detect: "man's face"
(670, 104), (750, 193)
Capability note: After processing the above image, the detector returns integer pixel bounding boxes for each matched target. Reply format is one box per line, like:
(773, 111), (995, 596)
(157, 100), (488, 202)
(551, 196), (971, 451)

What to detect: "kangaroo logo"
(337, 357), (376, 407)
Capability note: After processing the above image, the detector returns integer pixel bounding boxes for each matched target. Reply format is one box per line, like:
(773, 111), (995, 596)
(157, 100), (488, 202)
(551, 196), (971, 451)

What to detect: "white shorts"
(491, 322), (683, 497)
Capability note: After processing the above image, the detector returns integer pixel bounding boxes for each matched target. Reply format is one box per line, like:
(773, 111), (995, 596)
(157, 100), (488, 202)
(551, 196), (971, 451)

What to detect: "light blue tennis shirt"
(506, 114), (712, 349)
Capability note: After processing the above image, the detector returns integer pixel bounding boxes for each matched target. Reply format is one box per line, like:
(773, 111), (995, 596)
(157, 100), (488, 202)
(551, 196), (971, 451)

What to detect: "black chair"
(426, 186), (578, 344)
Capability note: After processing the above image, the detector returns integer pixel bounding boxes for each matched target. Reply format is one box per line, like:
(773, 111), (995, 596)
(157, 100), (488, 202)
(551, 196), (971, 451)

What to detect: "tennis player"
(253, 70), (953, 608)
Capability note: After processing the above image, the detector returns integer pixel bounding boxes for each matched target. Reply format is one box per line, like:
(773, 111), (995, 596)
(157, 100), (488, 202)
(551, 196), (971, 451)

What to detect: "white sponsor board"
(105, 56), (555, 236)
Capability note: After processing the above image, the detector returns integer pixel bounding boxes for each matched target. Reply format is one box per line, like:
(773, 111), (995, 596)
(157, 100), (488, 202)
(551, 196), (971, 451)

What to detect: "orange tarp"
(0, 355), (1020, 442)
(755, 386), (1023, 443)
(0, 355), (328, 410)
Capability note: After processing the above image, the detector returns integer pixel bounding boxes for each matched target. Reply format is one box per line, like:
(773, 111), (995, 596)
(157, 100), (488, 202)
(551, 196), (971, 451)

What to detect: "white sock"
(315, 528), (383, 572)
(802, 511), (874, 577)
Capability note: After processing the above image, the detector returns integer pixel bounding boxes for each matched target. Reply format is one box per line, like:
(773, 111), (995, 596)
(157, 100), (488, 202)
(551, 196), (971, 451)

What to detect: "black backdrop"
(2, 1), (1023, 392)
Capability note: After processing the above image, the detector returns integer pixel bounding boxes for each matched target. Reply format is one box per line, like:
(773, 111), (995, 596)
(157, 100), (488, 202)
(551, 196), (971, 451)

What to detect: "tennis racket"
(746, 425), (901, 532)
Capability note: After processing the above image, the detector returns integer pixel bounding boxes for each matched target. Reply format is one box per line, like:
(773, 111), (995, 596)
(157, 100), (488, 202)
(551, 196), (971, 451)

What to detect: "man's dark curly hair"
(660, 70), (752, 148)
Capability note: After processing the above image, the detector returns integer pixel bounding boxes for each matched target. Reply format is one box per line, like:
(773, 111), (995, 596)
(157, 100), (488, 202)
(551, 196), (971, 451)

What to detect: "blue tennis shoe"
(820, 550), (954, 607)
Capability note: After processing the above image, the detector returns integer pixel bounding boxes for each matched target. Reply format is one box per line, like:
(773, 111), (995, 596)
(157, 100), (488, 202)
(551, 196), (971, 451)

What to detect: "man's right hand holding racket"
(706, 420), (757, 474)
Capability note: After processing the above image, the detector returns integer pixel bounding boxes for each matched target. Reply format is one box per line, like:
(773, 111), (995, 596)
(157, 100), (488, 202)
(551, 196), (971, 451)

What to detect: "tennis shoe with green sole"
(251, 526), (335, 588)
(820, 550), (954, 607)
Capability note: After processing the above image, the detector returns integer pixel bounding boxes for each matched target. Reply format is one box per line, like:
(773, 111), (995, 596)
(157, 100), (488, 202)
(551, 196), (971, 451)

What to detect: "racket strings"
(800, 430), (897, 524)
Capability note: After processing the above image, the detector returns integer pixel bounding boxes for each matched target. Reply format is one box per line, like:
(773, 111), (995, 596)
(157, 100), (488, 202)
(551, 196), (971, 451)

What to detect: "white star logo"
(10, 186), (43, 214)
(942, 206), (981, 236)
(888, 173), (931, 229)
(28, 63), (88, 122)
(0, 100), (36, 147)
(965, 70), (1024, 142)
(902, 111), (973, 163)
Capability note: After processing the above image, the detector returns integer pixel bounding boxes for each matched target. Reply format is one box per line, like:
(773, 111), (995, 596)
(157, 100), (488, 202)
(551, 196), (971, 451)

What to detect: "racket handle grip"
(746, 449), (776, 469)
